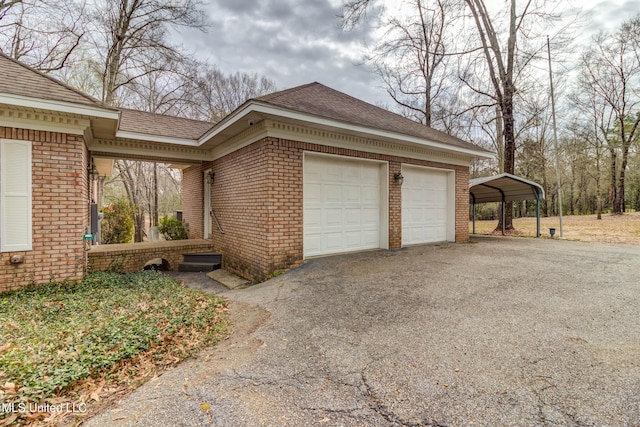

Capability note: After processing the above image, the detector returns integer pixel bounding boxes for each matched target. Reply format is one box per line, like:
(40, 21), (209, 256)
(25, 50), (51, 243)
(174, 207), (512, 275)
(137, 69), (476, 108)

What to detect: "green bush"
(158, 216), (188, 240)
(101, 198), (135, 244)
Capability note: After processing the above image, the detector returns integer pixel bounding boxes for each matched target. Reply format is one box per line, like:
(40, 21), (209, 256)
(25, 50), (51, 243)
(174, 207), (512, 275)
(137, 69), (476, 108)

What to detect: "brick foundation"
(183, 137), (470, 283)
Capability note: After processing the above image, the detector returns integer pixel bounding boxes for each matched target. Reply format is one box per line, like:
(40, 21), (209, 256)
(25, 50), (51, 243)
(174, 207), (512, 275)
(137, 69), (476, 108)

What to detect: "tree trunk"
(610, 147), (620, 214)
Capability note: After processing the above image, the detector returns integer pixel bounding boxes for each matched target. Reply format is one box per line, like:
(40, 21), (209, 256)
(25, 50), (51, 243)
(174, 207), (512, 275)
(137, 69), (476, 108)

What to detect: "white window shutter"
(1, 139), (32, 252)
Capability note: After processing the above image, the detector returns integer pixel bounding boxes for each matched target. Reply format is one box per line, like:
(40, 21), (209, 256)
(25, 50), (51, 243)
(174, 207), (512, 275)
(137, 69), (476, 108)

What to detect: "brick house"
(0, 53), (211, 291)
(181, 84), (491, 281)
(0, 53), (491, 290)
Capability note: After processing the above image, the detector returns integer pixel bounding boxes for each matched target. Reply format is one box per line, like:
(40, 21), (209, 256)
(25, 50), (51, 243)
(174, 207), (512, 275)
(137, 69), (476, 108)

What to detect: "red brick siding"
(182, 136), (470, 282)
(454, 167), (470, 243)
(389, 160), (402, 249)
(182, 164), (205, 240)
(0, 128), (88, 291)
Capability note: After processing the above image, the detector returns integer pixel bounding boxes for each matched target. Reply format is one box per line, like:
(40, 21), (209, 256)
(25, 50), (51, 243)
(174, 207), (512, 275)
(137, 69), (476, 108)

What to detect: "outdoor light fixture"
(88, 163), (99, 181)
(394, 172), (404, 186)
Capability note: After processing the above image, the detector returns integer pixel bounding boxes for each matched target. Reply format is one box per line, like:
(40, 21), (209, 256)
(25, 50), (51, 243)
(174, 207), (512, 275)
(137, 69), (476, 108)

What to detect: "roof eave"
(199, 101), (494, 160)
(115, 130), (200, 146)
(0, 92), (119, 120)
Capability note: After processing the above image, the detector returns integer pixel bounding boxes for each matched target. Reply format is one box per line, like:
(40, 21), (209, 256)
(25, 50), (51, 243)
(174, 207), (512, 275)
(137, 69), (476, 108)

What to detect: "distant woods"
(342, 0), (640, 220)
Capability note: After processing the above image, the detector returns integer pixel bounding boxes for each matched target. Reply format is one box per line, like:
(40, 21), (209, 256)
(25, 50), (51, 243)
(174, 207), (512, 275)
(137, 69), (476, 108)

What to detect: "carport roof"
(469, 173), (545, 203)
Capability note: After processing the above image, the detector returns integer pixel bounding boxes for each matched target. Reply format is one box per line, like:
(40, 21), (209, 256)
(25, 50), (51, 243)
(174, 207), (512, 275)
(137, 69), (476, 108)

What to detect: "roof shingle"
(0, 52), (101, 106)
(255, 82), (484, 152)
(118, 109), (214, 140)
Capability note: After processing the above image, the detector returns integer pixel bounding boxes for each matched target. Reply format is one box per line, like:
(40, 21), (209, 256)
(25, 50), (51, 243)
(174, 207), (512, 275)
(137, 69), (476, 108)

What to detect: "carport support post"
(536, 198), (541, 237)
(471, 194), (476, 234)
(502, 200), (505, 236)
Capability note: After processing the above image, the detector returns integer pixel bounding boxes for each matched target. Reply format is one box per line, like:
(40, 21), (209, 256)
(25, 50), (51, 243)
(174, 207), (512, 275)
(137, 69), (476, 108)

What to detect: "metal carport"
(469, 173), (545, 237)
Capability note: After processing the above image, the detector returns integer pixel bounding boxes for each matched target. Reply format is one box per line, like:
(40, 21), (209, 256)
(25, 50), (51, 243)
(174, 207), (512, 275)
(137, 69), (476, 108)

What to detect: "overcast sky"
(175, 0), (640, 107)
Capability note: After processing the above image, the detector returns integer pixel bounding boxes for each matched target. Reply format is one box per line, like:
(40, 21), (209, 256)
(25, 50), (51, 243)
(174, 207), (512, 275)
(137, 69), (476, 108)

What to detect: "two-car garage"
(303, 153), (455, 258)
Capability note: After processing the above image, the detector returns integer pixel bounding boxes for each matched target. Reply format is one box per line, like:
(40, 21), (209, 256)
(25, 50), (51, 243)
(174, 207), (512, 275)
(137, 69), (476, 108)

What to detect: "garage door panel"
(362, 208), (379, 226)
(305, 208), (322, 227)
(304, 234), (322, 254)
(325, 232), (344, 250)
(402, 167), (450, 246)
(362, 186), (380, 203)
(344, 208), (361, 225)
(325, 208), (343, 226)
(344, 185), (361, 203)
(304, 155), (384, 257)
(325, 184), (342, 202)
(305, 183), (323, 202)
(345, 231), (362, 248)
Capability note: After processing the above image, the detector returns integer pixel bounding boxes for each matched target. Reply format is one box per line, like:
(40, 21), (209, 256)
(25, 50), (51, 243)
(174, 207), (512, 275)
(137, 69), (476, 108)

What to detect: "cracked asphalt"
(85, 237), (640, 426)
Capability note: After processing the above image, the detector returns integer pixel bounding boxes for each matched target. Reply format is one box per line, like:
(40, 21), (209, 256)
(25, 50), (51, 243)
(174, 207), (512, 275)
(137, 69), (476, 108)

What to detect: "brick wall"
(454, 167), (470, 243)
(88, 240), (214, 273)
(182, 164), (204, 240)
(182, 136), (470, 282)
(184, 140), (272, 281)
(0, 127), (88, 292)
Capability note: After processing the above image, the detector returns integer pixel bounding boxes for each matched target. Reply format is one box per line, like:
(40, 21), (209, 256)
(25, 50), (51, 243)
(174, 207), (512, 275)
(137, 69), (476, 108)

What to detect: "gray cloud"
(174, 0), (382, 104)
(174, 0), (639, 110)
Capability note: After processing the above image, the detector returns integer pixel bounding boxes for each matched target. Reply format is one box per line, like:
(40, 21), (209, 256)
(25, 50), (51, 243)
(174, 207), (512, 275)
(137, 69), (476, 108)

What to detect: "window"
(0, 139), (32, 252)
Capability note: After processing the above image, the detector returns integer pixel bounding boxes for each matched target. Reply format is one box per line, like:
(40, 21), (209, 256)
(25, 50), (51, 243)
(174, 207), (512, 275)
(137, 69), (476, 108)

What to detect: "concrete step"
(182, 252), (222, 264)
(178, 262), (221, 272)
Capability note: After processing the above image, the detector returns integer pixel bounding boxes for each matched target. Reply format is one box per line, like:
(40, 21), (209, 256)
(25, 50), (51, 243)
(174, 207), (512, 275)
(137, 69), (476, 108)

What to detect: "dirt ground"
(471, 211), (640, 245)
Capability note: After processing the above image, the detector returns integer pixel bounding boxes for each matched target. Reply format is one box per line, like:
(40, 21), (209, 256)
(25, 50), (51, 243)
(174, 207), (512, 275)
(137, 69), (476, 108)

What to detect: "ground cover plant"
(470, 211), (640, 245)
(0, 271), (228, 426)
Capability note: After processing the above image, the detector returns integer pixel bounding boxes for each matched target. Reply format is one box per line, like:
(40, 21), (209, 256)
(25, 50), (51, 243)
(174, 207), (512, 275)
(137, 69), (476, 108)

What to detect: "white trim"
(88, 138), (208, 162)
(207, 119), (476, 167)
(266, 120), (474, 166)
(207, 120), (269, 160)
(204, 169), (212, 239)
(0, 93), (119, 120)
(1, 139), (32, 252)
(199, 102), (493, 160)
(115, 130), (200, 146)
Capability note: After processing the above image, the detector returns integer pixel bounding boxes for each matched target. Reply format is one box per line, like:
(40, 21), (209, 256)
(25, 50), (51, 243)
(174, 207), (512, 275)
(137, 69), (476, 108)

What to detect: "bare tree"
(364, 0), (464, 128)
(87, 0), (207, 106)
(579, 16), (640, 214)
(192, 65), (278, 122)
(0, 0), (84, 72)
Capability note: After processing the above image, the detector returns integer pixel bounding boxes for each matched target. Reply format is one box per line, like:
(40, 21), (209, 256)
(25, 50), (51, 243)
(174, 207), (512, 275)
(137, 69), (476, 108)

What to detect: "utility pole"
(547, 35), (563, 238)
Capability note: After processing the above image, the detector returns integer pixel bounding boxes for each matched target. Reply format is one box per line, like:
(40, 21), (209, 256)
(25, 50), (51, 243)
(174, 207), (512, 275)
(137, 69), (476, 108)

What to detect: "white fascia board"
(116, 130), (200, 146)
(199, 102), (494, 159)
(0, 93), (119, 120)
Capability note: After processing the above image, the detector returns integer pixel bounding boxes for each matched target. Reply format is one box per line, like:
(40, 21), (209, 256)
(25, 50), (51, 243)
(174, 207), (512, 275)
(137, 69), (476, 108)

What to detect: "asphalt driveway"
(86, 237), (640, 426)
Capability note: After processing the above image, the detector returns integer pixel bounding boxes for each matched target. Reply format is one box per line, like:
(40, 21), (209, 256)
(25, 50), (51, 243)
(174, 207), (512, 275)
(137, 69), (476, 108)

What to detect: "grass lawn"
(470, 211), (640, 245)
(0, 271), (228, 426)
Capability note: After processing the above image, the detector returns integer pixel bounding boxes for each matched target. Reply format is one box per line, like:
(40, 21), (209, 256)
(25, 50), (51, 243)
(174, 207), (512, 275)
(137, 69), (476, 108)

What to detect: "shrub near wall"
(101, 198), (135, 244)
(158, 216), (187, 240)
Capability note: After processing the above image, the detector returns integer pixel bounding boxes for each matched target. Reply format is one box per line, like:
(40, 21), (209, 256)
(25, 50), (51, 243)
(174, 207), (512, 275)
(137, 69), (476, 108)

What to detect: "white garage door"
(304, 155), (384, 257)
(402, 166), (451, 245)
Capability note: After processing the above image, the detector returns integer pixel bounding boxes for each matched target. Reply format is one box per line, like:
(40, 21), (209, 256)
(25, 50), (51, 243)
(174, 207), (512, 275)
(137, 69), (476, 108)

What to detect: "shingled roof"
(0, 52), (101, 107)
(254, 82), (484, 152)
(119, 109), (214, 140)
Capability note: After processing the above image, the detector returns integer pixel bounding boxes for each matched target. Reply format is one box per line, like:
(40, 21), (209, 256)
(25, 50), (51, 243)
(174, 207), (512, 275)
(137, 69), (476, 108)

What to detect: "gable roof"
(469, 173), (545, 203)
(0, 52), (101, 107)
(118, 109), (214, 141)
(254, 82), (485, 153)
